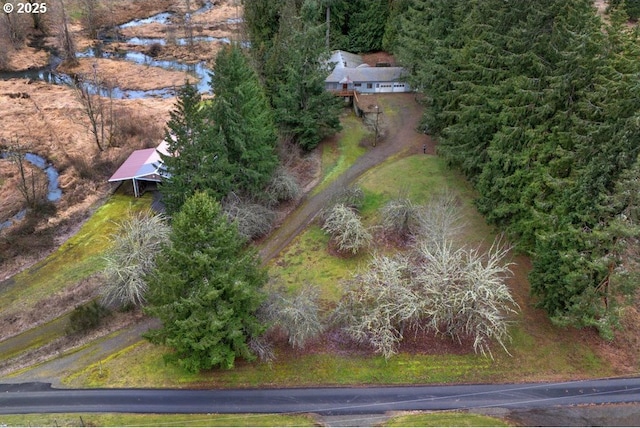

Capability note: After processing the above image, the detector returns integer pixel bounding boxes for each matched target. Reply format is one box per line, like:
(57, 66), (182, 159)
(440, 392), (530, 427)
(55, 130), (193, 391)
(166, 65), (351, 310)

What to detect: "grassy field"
(0, 193), (153, 318)
(0, 192), (153, 370)
(62, 153), (613, 389)
(0, 412), (318, 427)
(0, 411), (515, 427)
(383, 411), (509, 427)
(64, 339), (497, 388)
(314, 112), (369, 194)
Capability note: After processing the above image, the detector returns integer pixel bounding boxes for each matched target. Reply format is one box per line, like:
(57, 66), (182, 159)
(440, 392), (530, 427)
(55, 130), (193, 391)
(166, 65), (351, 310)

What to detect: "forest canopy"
(395, 0), (640, 336)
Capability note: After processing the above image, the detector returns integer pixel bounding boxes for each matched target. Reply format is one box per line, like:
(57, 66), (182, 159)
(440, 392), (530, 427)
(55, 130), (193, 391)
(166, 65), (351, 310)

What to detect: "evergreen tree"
(144, 192), (267, 372)
(396, 0), (640, 335)
(242, 0), (286, 63)
(608, 0), (640, 20)
(346, 0), (390, 52)
(160, 82), (230, 215)
(382, 0), (410, 52)
(266, 0), (342, 151)
(209, 45), (279, 197)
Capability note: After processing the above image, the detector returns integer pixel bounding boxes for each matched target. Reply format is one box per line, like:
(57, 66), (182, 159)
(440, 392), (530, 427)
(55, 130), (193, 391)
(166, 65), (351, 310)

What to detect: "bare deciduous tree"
(101, 210), (170, 308)
(334, 235), (518, 359)
(417, 189), (467, 249)
(57, 0), (77, 65)
(1, 1), (31, 44)
(414, 237), (518, 358)
(79, 0), (101, 39)
(74, 65), (116, 151)
(3, 138), (46, 209)
(322, 203), (371, 255)
(334, 255), (418, 359)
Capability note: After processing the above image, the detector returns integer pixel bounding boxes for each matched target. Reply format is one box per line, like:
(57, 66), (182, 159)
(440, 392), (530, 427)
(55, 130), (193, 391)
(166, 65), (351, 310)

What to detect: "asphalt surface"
(1, 378), (640, 416)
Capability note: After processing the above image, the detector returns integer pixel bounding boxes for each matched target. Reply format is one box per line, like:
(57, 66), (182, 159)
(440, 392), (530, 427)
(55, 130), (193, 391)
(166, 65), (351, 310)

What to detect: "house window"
(354, 83), (361, 87)
(367, 83), (373, 89)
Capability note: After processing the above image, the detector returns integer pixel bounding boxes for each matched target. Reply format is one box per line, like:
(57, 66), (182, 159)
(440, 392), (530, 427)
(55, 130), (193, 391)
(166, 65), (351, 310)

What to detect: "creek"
(0, 0), (221, 98)
(0, 152), (62, 230)
(0, 1), (228, 226)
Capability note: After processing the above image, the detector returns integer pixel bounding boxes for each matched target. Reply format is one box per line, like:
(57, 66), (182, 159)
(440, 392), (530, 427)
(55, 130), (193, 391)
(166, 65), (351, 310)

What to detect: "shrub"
(147, 42), (163, 58)
(321, 203), (371, 255)
(380, 197), (421, 238)
(266, 285), (325, 349)
(328, 186), (365, 212)
(67, 153), (96, 180)
(222, 198), (276, 242)
(66, 301), (110, 335)
(265, 167), (300, 206)
(248, 335), (275, 363)
(101, 211), (170, 308)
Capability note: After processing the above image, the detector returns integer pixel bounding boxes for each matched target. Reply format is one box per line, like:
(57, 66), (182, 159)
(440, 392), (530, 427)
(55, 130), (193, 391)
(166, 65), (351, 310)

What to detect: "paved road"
(1, 378), (640, 415)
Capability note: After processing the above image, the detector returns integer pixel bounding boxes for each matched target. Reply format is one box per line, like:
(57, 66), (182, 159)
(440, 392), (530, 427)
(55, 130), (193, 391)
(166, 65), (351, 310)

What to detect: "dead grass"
(0, 275), (101, 341)
(60, 58), (200, 91)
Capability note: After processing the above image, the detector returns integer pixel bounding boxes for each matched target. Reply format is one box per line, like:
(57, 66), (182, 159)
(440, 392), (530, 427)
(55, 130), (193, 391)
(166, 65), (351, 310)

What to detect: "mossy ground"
(0, 193), (153, 317)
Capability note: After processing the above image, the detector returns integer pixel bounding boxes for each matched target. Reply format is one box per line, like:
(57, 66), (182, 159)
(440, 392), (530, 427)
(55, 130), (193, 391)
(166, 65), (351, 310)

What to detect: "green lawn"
(0, 193), (153, 318)
(269, 224), (367, 302)
(0, 413), (317, 427)
(383, 411), (510, 427)
(64, 339), (496, 388)
(315, 113), (369, 194)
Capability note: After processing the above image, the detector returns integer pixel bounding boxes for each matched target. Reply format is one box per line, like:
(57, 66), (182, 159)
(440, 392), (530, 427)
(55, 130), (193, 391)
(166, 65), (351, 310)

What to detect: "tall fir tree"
(144, 192), (267, 372)
(266, 0), (342, 151)
(160, 82), (231, 215)
(209, 45), (279, 197)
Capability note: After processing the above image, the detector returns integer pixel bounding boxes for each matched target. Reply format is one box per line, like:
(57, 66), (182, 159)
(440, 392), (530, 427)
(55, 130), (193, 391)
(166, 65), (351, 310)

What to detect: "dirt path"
(1, 318), (159, 387)
(260, 93), (434, 263)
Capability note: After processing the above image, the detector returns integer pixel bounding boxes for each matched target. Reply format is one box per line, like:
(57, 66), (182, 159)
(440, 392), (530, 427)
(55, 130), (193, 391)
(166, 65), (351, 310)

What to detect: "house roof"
(326, 66), (408, 84)
(325, 50), (408, 84)
(108, 140), (171, 182)
(328, 50), (364, 68)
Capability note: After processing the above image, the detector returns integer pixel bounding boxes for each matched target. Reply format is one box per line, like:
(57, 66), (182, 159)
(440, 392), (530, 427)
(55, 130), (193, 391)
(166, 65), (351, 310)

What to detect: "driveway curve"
(260, 93), (434, 263)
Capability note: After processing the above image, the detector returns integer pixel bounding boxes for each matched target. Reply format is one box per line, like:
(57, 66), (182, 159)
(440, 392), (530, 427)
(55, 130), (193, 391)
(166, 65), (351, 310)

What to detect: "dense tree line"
(244, 0), (408, 54)
(608, 0), (640, 20)
(161, 45), (278, 215)
(396, 0), (640, 336)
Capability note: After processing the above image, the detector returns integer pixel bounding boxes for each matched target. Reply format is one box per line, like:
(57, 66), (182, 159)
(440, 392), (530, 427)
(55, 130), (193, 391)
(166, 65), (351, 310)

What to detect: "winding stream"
(0, 152), (62, 230)
(0, 1), (230, 227)
(0, 0), (223, 98)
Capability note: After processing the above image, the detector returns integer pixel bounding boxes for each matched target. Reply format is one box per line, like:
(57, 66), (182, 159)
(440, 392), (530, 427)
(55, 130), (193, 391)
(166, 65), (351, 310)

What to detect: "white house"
(325, 50), (410, 94)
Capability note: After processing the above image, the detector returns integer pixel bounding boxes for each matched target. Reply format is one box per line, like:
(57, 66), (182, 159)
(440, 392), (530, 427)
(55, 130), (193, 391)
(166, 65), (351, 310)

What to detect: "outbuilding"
(108, 141), (170, 197)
